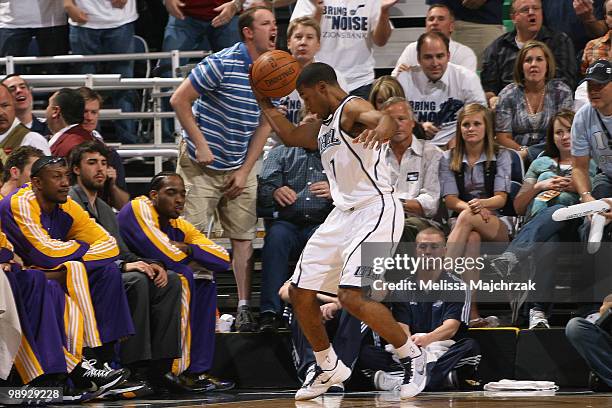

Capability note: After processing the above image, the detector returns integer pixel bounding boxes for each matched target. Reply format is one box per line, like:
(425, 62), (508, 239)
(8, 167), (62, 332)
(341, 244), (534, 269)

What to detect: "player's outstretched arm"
(344, 98), (397, 149)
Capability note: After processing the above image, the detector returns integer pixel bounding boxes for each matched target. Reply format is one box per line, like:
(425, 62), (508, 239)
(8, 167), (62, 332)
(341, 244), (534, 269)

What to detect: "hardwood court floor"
(57, 390), (612, 408)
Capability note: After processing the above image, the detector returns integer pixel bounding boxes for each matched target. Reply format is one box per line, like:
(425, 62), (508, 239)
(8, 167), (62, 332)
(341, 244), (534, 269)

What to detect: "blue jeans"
(566, 317), (612, 387)
(260, 220), (318, 315)
(0, 25), (69, 74)
(69, 22), (137, 143)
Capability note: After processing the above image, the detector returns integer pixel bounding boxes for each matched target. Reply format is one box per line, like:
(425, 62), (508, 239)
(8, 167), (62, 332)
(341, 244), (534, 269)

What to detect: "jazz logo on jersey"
(318, 128), (340, 153)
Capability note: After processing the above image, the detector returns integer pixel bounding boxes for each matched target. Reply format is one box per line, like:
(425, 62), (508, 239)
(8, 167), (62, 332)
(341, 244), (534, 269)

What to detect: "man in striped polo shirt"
(170, 5), (276, 332)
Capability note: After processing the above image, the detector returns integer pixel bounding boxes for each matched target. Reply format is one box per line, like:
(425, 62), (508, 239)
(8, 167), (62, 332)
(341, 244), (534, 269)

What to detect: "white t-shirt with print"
(0, 0), (67, 28)
(68, 0), (138, 29)
(396, 62), (486, 146)
(291, 0), (382, 92)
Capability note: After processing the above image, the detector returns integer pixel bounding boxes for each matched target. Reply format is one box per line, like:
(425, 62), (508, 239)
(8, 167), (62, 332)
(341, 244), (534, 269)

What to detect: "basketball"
(251, 50), (300, 98)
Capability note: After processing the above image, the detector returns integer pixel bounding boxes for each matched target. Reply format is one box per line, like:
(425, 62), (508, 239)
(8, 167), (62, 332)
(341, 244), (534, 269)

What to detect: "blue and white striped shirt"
(185, 42), (260, 171)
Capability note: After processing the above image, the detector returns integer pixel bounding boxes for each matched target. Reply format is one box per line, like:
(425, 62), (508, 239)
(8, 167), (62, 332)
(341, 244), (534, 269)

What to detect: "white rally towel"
(0, 272), (22, 379)
(484, 379), (559, 392)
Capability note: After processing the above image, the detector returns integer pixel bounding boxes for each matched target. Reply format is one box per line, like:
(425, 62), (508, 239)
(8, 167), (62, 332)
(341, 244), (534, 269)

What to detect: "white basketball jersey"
(318, 95), (394, 211)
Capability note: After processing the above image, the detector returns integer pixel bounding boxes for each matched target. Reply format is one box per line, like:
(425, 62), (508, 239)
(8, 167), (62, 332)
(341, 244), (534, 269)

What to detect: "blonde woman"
(440, 103), (512, 326)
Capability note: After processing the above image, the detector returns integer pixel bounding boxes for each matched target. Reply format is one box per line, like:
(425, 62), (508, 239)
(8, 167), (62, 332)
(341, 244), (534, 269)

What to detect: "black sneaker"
(259, 312), (279, 333)
(589, 372), (612, 392)
(70, 359), (130, 398)
(195, 372), (235, 391)
(235, 305), (257, 332)
(163, 372), (215, 393)
(103, 379), (154, 399)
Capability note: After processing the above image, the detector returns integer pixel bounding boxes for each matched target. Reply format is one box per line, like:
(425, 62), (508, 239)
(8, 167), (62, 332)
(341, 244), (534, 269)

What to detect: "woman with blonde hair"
(440, 103), (512, 326)
(368, 75), (405, 110)
(495, 40), (573, 162)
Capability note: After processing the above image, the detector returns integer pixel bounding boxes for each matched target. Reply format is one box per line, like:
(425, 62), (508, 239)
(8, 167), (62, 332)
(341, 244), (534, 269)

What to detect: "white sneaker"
(295, 359), (351, 401)
(529, 309), (550, 329)
(373, 370), (402, 391)
(400, 350), (429, 399)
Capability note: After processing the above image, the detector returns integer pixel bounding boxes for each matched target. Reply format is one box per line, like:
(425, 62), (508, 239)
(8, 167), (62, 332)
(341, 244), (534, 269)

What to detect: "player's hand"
(150, 263), (169, 288)
(462, 0), (487, 9)
(223, 169), (248, 200)
(65, 4), (89, 24)
(320, 302), (340, 321)
(309, 181), (331, 199)
(111, 0), (127, 8)
(0, 263), (10, 272)
(194, 145), (214, 167)
(273, 186), (298, 207)
(353, 128), (388, 149)
(124, 261), (156, 280)
(381, 0), (399, 11)
(299, 112), (320, 125)
(396, 63), (412, 74)
(212, 1), (238, 28)
(170, 240), (191, 254)
(165, 0), (186, 20)
(422, 122), (440, 138)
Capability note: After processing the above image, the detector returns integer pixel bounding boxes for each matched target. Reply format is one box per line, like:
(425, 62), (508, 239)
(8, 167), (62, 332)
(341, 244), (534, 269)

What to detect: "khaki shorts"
(175, 141), (257, 240)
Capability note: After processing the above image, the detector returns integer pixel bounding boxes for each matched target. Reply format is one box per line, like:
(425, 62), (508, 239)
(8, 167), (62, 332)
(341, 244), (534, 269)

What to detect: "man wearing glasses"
(480, 0), (577, 109)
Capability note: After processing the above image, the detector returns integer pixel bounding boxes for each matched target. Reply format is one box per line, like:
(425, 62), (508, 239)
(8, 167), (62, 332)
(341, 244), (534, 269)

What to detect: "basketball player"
(253, 62), (429, 400)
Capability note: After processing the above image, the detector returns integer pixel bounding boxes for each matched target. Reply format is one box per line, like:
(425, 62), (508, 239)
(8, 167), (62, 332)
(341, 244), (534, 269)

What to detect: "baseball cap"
(580, 60), (612, 85)
(30, 156), (67, 178)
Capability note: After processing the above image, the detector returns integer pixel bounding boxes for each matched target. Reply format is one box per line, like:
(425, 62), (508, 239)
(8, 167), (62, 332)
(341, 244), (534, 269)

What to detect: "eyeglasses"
(517, 5), (542, 14)
(30, 157), (67, 178)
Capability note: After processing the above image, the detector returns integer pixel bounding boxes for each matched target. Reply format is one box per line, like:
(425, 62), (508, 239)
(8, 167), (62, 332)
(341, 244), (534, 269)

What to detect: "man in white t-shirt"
(0, 0), (69, 74)
(0, 85), (50, 161)
(396, 32), (486, 147)
(64, 0), (139, 144)
(290, 0), (397, 99)
(392, 4), (477, 76)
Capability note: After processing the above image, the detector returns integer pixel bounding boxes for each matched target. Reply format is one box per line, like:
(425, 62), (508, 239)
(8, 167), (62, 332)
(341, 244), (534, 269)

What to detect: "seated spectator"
(571, 60), (612, 239)
(381, 97), (443, 241)
(46, 88), (129, 210)
(0, 84), (50, 162)
(370, 227), (481, 392)
(440, 103), (512, 326)
(290, 0), (394, 98)
(426, 0), (504, 69)
(257, 141), (333, 332)
(495, 41), (573, 162)
(77, 87), (129, 209)
(68, 142), (182, 398)
(481, 0), (577, 109)
(64, 0), (138, 144)
(393, 4), (477, 76)
(369, 76), (405, 110)
(566, 294), (612, 392)
(543, 0), (607, 59)
(491, 110), (597, 327)
(581, 0), (612, 75)
(1, 75), (50, 137)
(0, 156), (134, 392)
(396, 32), (486, 147)
(0, 0), (68, 74)
(0, 146), (43, 197)
(117, 172), (234, 392)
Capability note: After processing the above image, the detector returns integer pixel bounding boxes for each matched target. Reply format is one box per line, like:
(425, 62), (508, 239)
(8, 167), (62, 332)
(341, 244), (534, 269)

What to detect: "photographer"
(565, 294), (612, 392)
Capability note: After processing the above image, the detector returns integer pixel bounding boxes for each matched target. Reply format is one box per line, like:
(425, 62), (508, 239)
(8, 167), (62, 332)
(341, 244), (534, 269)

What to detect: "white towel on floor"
(0, 272), (21, 380)
(484, 379), (558, 391)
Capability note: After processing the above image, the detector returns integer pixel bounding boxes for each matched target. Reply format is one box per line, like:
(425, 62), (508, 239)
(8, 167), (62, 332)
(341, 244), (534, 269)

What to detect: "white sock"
(395, 339), (421, 359)
(238, 300), (250, 308)
(314, 346), (338, 370)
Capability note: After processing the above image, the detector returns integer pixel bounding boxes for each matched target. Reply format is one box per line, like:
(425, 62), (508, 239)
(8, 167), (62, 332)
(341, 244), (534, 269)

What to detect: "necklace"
(524, 85), (546, 134)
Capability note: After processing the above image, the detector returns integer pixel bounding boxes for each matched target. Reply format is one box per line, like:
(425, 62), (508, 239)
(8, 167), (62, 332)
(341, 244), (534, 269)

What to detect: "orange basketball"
(251, 50), (300, 98)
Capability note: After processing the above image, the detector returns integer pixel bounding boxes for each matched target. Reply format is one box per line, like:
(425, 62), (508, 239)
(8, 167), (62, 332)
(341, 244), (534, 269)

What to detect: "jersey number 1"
(330, 158), (337, 179)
